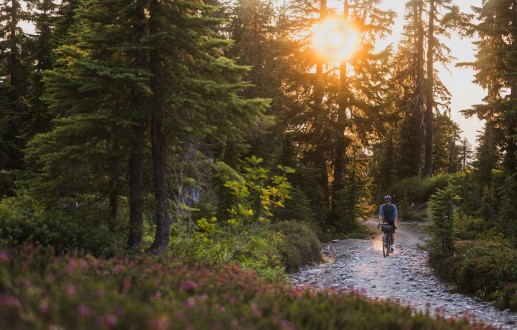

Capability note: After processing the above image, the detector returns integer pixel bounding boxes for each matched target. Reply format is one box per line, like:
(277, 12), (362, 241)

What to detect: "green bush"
(269, 221), (322, 273)
(0, 246), (483, 329)
(435, 240), (517, 311)
(390, 173), (457, 205)
(0, 196), (120, 257)
(453, 212), (486, 240)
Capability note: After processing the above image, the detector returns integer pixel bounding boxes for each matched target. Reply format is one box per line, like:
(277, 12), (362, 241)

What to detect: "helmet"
(384, 195), (392, 202)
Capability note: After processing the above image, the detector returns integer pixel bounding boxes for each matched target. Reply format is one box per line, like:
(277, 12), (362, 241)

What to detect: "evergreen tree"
(466, 0), (517, 241)
(23, 0), (60, 139)
(428, 182), (459, 262)
(333, 150), (370, 232)
(471, 125), (501, 222)
(457, 137), (473, 170)
(423, 0), (470, 176)
(391, 0), (425, 179)
(26, 0), (153, 244)
(432, 112), (460, 174)
(0, 0), (31, 195)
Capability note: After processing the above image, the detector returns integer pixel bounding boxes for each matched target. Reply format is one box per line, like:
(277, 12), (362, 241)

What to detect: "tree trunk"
(506, 85), (517, 175)
(315, 0), (330, 223)
(108, 157), (121, 232)
(330, 0), (350, 224)
(127, 0), (149, 250)
(127, 122), (146, 249)
(147, 0), (172, 254)
(414, 0), (425, 173)
(149, 114), (172, 254)
(424, 0), (435, 176)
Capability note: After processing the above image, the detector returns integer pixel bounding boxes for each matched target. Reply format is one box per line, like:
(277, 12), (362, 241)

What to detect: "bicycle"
(378, 223), (394, 257)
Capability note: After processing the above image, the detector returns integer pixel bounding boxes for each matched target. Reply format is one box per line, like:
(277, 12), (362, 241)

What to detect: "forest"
(0, 0), (516, 328)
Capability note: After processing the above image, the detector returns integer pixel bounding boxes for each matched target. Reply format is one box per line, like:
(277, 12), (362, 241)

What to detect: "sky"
(325, 0), (485, 147)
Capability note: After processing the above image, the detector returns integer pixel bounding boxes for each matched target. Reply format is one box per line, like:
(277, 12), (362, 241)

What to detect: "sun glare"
(312, 17), (360, 62)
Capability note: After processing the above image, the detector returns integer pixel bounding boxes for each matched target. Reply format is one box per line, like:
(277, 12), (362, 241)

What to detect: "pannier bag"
(380, 224), (394, 233)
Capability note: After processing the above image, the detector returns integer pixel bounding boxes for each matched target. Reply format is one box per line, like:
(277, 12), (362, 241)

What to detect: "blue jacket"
(380, 204), (397, 222)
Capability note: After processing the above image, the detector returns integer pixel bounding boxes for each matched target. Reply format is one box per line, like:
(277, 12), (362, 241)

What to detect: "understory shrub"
(453, 212), (487, 240)
(0, 246), (489, 329)
(269, 221), (322, 273)
(168, 221), (287, 280)
(389, 174), (460, 222)
(435, 240), (517, 311)
(390, 174), (455, 205)
(0, 196), (120, 257)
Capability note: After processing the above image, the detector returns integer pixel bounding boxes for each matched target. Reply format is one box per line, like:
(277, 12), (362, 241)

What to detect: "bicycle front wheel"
(382, 235), (389, 257)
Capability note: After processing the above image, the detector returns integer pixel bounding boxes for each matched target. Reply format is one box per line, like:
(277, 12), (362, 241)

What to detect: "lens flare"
(312, 17), (360, 62)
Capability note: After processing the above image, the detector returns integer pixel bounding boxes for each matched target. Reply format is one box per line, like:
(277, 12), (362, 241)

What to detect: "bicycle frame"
(380, 223), (394, 257)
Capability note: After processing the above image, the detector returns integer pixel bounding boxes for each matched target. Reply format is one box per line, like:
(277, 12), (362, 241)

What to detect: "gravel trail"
(290, 219), (517, 329)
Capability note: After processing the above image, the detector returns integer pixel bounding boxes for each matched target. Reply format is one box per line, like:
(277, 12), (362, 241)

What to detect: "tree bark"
(147, 0), (172, 254)
(315, 0), (330, 223)
(127, 0), (149, 250)
(330, 0), (350, 223)
(149, 114), (172, 254)
(414, 0), (425, 173)
(108, 157), (120, 232)
(424, 0), (435, 176)
(127, 121), (146, 249)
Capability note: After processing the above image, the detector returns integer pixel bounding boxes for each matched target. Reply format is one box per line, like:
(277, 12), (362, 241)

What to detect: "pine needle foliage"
(427, 182), (460, 261)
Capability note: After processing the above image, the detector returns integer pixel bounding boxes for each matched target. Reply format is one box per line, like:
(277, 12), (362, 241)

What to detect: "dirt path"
(290, 219), (517, 329)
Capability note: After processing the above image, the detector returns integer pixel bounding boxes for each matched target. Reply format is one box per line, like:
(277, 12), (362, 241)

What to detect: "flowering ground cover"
(0, 246), (493, 329)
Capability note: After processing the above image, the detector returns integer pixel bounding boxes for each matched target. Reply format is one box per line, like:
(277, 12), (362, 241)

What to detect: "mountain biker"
(379, 195), (397, 252)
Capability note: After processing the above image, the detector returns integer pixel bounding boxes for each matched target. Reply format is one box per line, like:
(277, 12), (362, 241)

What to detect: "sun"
(312, 17), (360, 62)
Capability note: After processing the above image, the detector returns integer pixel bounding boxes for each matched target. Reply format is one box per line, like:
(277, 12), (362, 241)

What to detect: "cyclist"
(379, 195), (397, 252)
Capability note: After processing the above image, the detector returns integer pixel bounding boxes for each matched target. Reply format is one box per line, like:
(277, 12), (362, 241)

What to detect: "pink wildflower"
(251, 303), (261, 317)
(22, 278), (33, 288)
(0, 295), (21, 309)
(65, 284), (77, 298)
(185, 297), (196, 308)
(77, 304), (93, 318)
(180, 280), (197, 293)
(280, 320), (297, 330)
(39, 300), (51, 316)
(153, 291), (162, 300)
(112, 264), (125, 275)
(106, 314), (117, 327)
(95, 289), (106, 299)
(149, 315), (171, 330)
(0, 250), (10, 263)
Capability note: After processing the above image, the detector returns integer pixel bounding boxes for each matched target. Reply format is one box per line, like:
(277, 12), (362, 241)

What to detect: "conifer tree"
(329, 0), (394, 213)
(432, 112), (460, 174)
(27, 0), (267, 253)
(457, 137), (473, 170)
(428, 183), (459, 261)
(23, 0), (60, 139)
(467, 0), (517, 176)
(466, 0), (517, 240)
(423, 0), (470, 176)
(390, 0), (425, 178)
(26, 0), (153, 245)
(0, 0), (31, 193)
